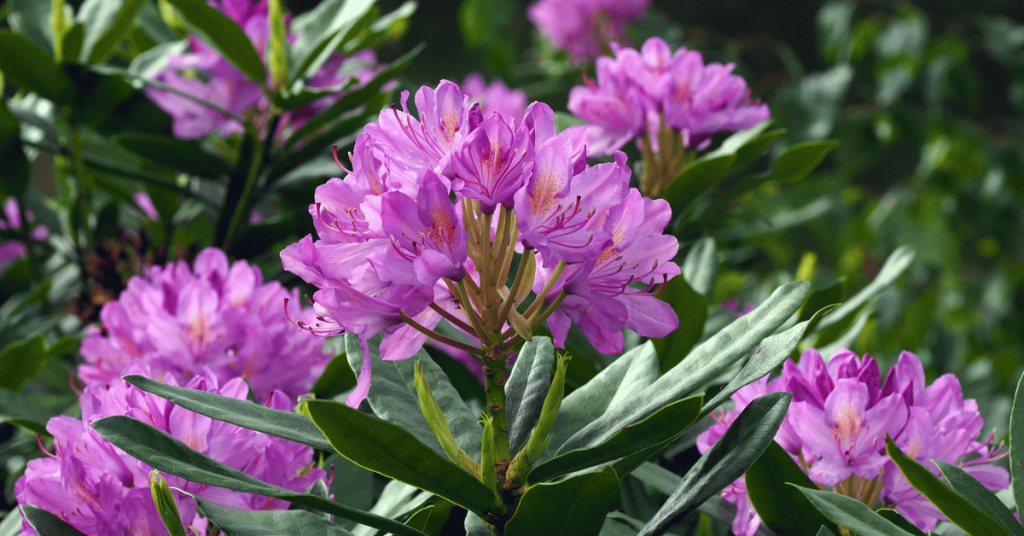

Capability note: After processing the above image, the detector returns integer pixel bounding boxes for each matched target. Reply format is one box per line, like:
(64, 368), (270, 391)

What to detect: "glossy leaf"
(196, 496), (357, 536)
(505, 466), (620, 536)
(0, 30), (69, 101)
(545, 342), (660, 458)
(115, 134), (234, 177)
(765, 140), (839, 182)
(935, 461), (1024, 536)
(77, 0), (146, 63)
(20, 505), (87, 536)
(505, 337), (555, 454)
(637, 392), (792, 536)
(664, 153), (736, 214)
(875, 510), (926, 536)
(528, 395), (702, 484)
(344, 334), (481, 460)
(91, 416), (425, 536)
(289, 0), (376, 82)
(682, 237), (718, 301)
(303, 399), (496, 517)
(406, 501), (453, 534)
(124, 375), (334, 451)
(885, 438), (1011, 536)
(796, 486), (916, 536)
(744, 442), (839, 536)
(1011, 366), (1024, 517)
(731, 128), (786, 170)
(560, 281), (808, 455)
(0, 334), (50, 392)
(311, 352), (356, 399)
(652, 276), (707, 372)
(162, 0), (266, 84)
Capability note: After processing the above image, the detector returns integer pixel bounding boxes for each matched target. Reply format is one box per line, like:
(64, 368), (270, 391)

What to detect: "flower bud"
(267, 0), (289, 89)
(414, 360), (462, 464)
(150, 471), (188, 536)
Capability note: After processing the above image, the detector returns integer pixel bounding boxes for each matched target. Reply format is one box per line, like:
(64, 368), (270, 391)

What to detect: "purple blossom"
(282, 79), (681, 407)
(568, 36), (770, 154)
(78, 247), (329, 400)
(528, 0), (651, 61)
(461, 74), (528, 123)
(0, 197), (49, 273)
(697, 348), (1009, 535)
(147, 0), (383, 142)
(16, 365), (325, 536)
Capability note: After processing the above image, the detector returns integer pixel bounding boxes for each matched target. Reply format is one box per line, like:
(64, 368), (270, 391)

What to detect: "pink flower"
(0, 197), (49, 273)
(461, 74), (529, 123)
(78, 247), (330, 400)
(568, 37), (769, 154)
(16, 365), (325, 536)
(697, 349), (1009, 535)
(528, 0), (651, 61)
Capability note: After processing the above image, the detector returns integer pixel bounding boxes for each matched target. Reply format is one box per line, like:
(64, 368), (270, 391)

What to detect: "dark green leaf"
(664, 153), (736, 215)
(731, 129), (786, 170)
(0, 334), (50, 392)
(196, 496), (356, 536)
(934, 461), (1023, 536)
(652, 276), (706, 372)
(406, 501), (452, 534)
(289, 0), (376, 82)
(162, 0), (266, 84)
(0, 101), (30, 197)
(505, 337), (555, 454)
(77, 0), (146, 63)
(744, 442), (839, 536)
(885, 437), (1012, 536)
(0, 30), (69, 100)
(682, 238), (717, 301)
(115, 134), (233, 177)
(559, 281), (808, 455)
(344, 334), (481, 460)
(796, 486), (915, 536)
(62, 23), (85, 65)
(637, 392), (792, 536)
(7, 0), (56, 54)
(124, 375), (334, 452)
(528, 395), (702, 484)
(766, 140), (839, 182)
(876, 510), (926, 536)
(21, 505), (87, 536)
(0, 386), (60, 434)
(303, 399), (496, 517)
(1013, 368), (1024, 518)
(505, 466), (620, 536)
(268, 106), (377, 182)
(91, 416), (425, 536)
(311, 352), (356, 399)
(798, 278), (845, 323)
(545, 343), (659, 458)
(813, 247), (914, 331)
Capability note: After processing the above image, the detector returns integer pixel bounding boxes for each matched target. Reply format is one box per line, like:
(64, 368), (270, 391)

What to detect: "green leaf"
(876, 510), (926, 536)
(115, 134), (233, 177)
(123, 375), (334, 451)
(0, 508), (24, 536)
(528, 395), (702, 484)
(76, 0), (146, 63)
(559, 281), (808, 456)
(545, 342), (660, 457)
(0, 334), (50, 392)
(731, 128), (786, 170)
(0, 101), (30, 198)
(766, 140), (839, 182)
(20, 505), (87, 536)
(289, 0), (376, 82)
(682, 237), (717, 301)
(652, 276), (707, 372)
(1014, 368), (1024, 518)
(935, 461), (1024, 536)
(311, 351), (356, 399)
(268, 105), (377, 182)
(813, 247), (914, 332)
(885, 437), (1012, 536)
(162, 0), (266, 84)
(196, 496), (357, 536)
(505, 466), (620, 536)
(796, 486), (916, 536)
(7, 0), (57, 54)
(62, 23), (85, 65)
(706, 121), (772, 159)
(91, 415), (425, 536)
(744, 442), (839, 536)
(344, 334), (481, 460)
(505, 337), (555, 454)
(798, 278), (845, 324)
(637, 392), (792, 536)
(0, 30), (69, 100)
(663, 153), (736, 215)
(406, 501), (453, 534)
(303, 399), (496, 517)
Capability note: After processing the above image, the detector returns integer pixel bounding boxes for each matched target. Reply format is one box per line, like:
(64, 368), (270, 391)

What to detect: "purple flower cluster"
(16, 365), (325, 536)
(461, 73), (528, 124)
(568, 37), (770, 155)
(281, 79), (680, 406)
(697, 348), (1008, 534)
(79, 247), (329, 400)
(148, 0), (382, 141)
(528, 0), (650, 61)
(0, 197), (48, 273)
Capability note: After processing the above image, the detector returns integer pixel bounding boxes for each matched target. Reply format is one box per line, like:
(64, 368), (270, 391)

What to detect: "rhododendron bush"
(0, 1), (1022, 536)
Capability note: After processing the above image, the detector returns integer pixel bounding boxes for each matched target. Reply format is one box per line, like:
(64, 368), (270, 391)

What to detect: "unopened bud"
(414, 361), (462, 464)
(479, 413), (498, 499)
(150, 471), (188, 536)
(267, 0), (289, 89)
(524, 352), (569, 464)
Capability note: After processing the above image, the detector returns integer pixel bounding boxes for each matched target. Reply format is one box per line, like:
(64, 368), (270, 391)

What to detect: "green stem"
(68, 123), (95, 255)
(400, 311), (482, 354)
(219, 116), (274, 252)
